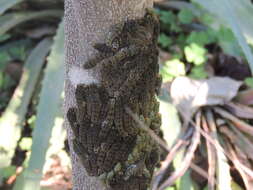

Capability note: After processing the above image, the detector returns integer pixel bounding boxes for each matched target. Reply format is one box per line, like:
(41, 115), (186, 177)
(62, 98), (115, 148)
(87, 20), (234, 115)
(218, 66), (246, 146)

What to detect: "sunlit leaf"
(159, 100), (181, 147)
(165, 187), (176, 190)
(13, 21), (64, 190)
(27, 115), (36, 129)
(184, 43), (206, 65)
(216, 137), (232, 190)
(0, 38), (52, 180)
(160, 59), (186, 82)
(19, 137), (32, 151)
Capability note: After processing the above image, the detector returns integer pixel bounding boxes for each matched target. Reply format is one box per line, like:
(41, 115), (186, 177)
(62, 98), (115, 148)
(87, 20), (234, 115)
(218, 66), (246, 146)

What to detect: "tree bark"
(64, 0), (153, 189)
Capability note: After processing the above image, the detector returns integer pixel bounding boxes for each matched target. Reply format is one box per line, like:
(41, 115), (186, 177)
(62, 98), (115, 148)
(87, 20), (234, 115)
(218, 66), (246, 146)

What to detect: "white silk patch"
(68, 65), (99, 86)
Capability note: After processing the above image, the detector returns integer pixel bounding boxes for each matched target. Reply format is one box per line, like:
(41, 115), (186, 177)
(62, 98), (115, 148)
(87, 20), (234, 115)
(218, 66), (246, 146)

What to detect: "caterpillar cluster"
(67, 9), (164, 190)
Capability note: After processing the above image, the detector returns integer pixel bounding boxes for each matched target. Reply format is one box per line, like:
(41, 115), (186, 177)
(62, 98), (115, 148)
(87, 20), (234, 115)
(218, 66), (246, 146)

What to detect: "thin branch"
(214, 107), (253, 136)
(178, 106), (253, 178)
(151, 129), (192, 190)
(225, 142), (253, 190)
(125, 106), (170, 152)
(157, 111), (201, 190)
(202, 113), (216, 190)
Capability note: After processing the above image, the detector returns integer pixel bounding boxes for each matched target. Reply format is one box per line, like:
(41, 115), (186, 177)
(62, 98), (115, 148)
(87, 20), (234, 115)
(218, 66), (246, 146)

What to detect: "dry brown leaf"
(225, 102), (253, 119)
(170, 76), (242, 122)
(236, 89), (253, 105)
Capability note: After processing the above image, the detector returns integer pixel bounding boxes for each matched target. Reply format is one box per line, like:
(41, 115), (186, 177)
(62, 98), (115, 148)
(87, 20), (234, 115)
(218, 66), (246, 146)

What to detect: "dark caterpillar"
(67, 8), (163, 190)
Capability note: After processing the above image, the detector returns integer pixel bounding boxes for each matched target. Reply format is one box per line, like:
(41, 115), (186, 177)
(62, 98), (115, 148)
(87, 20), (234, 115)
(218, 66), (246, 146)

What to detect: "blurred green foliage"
(19, 137), (32, 151)
(0, 0), (64, 189)
(244, 77), (253, 88)
(156, 8), (211, 80)
(160, 59), (185, 82)
(184, 43), (206, 65)
(0, 0), (252, 190)
(178, 9), (194, 24)
(1, 166), (16, 179)
(156, 1), (252, 189)
(156, 1), (252, 82)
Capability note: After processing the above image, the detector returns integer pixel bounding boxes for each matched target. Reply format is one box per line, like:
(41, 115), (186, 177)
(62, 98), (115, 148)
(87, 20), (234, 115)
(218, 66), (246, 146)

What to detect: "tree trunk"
(64, 0), (157, 189)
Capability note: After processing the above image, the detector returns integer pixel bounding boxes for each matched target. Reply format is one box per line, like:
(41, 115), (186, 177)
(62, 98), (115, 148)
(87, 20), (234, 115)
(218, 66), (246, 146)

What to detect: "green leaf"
(170, 23), (182, 33)
(187, 30), (216, 46)
(1, 166), (16, 179)
(13, 21), (64, 190)
(0, 10), (63, 36)
(159, 10), (181, 32)
(0, 72), (3, 89)
(231, 181), (244, 190)
(19, 137), (32, 151)
(176, 170), (195, 190)
(217, 0), (253, 72)
(159, 100), (181, 147)
(178, 9), (194, 24)
(216, 137), (232, 190)
(0, 39), (52, 179)
(176, 34), (187, 48)
(158, 33), (172, 48)
(216, 26), (243, 57)
(159, 10), (176, 25)
(0, 51), (11, 65)
(244, 77), (253, 88)
(189, 65), (208, 79)
(192, 0), (253, 74)
(0, 0), (23, 15)
(0, 39), (33, 65)
(184, 43), (206, 65)
(217, 26), (235, 42)
(27, 115), (36, 129)
(165, 187), (175, 190)
(0, 74), (15, 91)
(200, 13), (214, 25)
(160, 59), (186, 82)
(0, 34), (11, 42)
(9, 46), (27, 61)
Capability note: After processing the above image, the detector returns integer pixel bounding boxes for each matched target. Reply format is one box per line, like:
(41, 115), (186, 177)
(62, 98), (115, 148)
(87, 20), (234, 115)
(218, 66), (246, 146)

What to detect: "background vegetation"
(0, 0), (252, 190)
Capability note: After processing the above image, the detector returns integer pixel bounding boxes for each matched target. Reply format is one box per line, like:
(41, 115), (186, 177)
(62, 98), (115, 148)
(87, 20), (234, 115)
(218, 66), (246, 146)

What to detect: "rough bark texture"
(64, 0), (153, 189)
